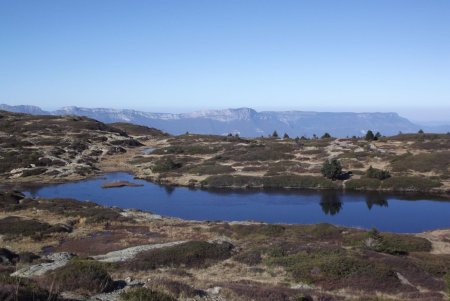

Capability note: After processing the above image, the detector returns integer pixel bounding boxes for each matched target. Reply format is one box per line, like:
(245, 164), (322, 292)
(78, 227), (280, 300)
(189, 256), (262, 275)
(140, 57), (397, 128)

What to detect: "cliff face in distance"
(0, 104), (429, 137)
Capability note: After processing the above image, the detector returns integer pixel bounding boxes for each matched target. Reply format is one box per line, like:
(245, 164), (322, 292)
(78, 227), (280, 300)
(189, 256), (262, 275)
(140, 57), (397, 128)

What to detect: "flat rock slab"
(93, 240), (187, 262)
(11, 241), (187, 278)
(11, 252), (73, 278)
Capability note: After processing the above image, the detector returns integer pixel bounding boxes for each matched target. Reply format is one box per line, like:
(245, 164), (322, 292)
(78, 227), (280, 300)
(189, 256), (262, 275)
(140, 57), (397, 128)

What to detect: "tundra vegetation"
(1, 110), (450, 300)
(1, 110), (450, 195)
(1, 191), (450, 300)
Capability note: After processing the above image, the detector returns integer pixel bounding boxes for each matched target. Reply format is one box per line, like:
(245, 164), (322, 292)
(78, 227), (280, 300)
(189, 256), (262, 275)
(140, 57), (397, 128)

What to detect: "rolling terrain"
(1, 110), (450, 300)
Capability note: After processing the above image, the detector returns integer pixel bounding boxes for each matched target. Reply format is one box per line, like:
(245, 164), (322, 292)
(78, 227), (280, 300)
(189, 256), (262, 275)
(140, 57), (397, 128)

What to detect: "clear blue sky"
(1, 0), (449, 121)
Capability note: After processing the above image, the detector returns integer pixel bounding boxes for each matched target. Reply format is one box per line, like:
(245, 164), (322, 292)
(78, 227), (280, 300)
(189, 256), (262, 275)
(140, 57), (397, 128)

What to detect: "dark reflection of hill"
(366, 193), (389, 210)
(320, 191), (343, 216)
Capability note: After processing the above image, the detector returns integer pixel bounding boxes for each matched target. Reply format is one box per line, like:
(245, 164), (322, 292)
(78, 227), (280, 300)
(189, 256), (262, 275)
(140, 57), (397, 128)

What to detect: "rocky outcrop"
(93, 241), (187, 263)
(11, 252), (74, 277)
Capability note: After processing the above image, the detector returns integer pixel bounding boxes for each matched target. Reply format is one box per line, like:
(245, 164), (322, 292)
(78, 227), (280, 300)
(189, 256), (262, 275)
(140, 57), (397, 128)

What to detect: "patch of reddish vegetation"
(54, 231), (159, 256)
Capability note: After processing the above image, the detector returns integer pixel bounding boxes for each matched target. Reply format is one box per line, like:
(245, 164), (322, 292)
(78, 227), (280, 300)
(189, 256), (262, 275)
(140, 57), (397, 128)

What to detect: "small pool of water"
(16, 172), (450, 233)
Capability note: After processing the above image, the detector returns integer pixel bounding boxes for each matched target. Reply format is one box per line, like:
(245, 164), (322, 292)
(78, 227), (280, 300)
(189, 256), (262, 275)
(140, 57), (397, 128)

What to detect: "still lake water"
(19, 172), (450, 233)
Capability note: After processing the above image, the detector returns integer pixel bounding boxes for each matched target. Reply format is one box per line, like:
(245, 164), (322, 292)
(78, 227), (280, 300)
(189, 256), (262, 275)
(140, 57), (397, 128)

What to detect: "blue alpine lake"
(15, 172), (450, 233)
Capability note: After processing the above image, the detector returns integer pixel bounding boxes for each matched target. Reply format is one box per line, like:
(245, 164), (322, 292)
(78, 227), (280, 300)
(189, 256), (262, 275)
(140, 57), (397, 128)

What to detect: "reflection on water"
(13, 172), (450, 233)
(164, 185), (175, 195)
(366, 194), (389, 210)
(320, 191), (342, 216)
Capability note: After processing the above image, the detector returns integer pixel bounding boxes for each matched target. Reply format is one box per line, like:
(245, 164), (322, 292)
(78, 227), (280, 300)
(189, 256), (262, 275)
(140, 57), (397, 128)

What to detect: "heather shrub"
(45, 259), (114, 294)
(126, 241), (233, 270)
(120, 287), (176, 301)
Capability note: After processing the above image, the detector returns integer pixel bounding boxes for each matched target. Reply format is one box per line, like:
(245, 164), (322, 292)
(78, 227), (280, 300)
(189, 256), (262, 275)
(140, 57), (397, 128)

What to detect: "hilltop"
(0, 110), (147, 182)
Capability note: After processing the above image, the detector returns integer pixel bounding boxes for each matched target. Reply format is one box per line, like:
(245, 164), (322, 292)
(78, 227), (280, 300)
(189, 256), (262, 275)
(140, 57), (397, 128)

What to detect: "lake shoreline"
(15, 171), (450, 233)
(4, 168), (450, 199)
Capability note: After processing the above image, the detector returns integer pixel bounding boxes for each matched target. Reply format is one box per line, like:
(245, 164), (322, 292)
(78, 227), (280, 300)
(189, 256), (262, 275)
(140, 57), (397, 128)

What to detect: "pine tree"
(272, 130), (279, 138)
(365, 130), (375, 141)
(321, 159), (342, 180)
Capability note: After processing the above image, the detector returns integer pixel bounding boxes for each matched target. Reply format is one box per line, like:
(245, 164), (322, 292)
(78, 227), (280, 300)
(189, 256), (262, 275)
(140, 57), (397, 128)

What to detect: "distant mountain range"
(1, 104), (448, 137)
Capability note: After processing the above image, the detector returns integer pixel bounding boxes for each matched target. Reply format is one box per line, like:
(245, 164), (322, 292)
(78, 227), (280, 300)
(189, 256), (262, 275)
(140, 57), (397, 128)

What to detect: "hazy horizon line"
(2, 102), (450, 125)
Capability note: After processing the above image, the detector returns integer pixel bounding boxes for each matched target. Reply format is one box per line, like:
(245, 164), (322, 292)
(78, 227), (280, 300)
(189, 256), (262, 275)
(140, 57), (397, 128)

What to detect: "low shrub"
(390, 151), (450, 173)
(365, 229), (432, 255)
(202, 175), (336, 189)
(345, 178), (381, 190)
(381, 176), (441, 192)
(128, 156), (155, 165)
(151, 157), (182, 173)
(221, 145), (295, 162)
(0, 148), (42, 173)
(0, 190), (25, 210)
(187, 163), (235, 175)
(148, 279), (203, 298)
(380, 233), (432, 254)
(234, 250), (263, 265)
(201, 175), (263, 188)
(225, 281), (297, 301)
(126, 241), (234, 270)
(25, 198), (128, 224)
(153, 144), (220, 155)
(0, 248), (19, 264)
(0, 216), (51, 238)
(45, 259), (114, 294)
(0, 275), (56, 301)
(120, 287), (176, 301)
(410, 253), (450, 277)
(262, 175), (337, 189)
(445, 273), (450, 297)
(229, 224), (286, 239)
(366, 166), (390, 180)
(267, 247), (398, 290)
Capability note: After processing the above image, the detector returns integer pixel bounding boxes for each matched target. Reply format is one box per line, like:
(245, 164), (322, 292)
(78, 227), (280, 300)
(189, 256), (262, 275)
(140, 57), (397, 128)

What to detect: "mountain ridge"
(1, 103), (446, 137)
